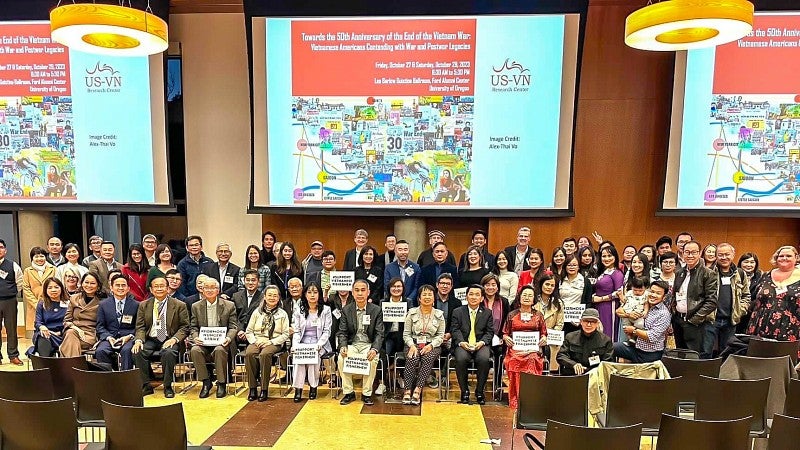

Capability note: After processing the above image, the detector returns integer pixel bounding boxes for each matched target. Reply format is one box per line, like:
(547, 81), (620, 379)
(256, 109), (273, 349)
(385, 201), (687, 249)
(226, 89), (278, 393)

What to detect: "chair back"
(663, 348), (700, 359)
(694, 375), (770, 434)
(0, 397), (77, 450)
(768, 413), (800, 450)
(0, 368), (54, 401)
(29, 355), (88, 399)
(657, 414), (751, 450)
(661, 356), (722, 404)
(785, 378), (800, 418)
(515, 373), (588, 430)
(747, 338), (799, 364)
(606, 375), (683, 431)
(72, 369), (143, 423)
(542, 420), (641, 450)
(102, 401), (187, 450)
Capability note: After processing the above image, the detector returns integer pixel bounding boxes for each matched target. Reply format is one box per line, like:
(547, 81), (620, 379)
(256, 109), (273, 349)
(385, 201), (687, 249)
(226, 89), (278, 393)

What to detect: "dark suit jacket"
(451, 305), (494, 348)
(417, 248), (457, 268)
(88, 259), (124, 291)
(377, 251), (395, 269)
(436, 292), (462, 334)
(417, 262), (459, 293)
(343, 248), (359, 271)
(189, 298), (238, 343)
(201, 262), (240, 298)
(384, 261), (421, 304)
(503, 245), (533, 272)
(182, 294), (201, 320)
(458, 248), (496, 272)
(134, 296), (189, 343)
(232, 289), (264, 331)
(336, 301), (384, 352)
(96, 295), (139, 340)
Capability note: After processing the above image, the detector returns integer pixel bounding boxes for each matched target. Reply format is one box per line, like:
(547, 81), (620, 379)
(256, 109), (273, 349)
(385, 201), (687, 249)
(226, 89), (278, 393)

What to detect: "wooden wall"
(261, 0), (798, 266)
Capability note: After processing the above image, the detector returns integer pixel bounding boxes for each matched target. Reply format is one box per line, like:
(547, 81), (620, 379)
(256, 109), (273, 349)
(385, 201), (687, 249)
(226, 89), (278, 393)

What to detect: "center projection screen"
(252, 15), (580, 215)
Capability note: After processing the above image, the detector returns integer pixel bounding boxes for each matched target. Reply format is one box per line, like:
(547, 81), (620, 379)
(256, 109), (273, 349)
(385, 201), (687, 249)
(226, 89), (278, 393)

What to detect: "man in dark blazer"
(337, 279), (384, 406)
(95, 274), (139, 370)
(232, 269), (263, 343)
(417, 242), (459, 294)
(383, 240), (421, 304)
(200, 243), (240, 299)
(451, 284), (494, 405)
(503, 226), (533, 273)
(132, 275), (190, 398)
(343, 229), (369, 271)
(189, 278), (238, 398)
(416, 230), (457, 267)
(88, 241), (123, 292)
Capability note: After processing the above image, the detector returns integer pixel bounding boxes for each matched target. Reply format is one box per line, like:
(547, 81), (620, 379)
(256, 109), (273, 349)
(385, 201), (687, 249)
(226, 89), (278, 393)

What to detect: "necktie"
(468, 309), (477, 345)
(156, 300), (168, 341)
(116, 301), (124, 323)
(400, 265), (406, 282)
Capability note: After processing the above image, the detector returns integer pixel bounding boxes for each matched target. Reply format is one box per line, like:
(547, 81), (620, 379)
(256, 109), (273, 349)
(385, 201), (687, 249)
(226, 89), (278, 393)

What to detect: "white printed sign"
(330, 271), (355, 291)
(564, 305), (586, 323)
(546, 329), (564, 346)
(293, 343), (319, 365)
(198, 327), (227, 346)
(513, 331), (540, 352)
(454, 287), (467, 302)
(343, 356), (371, 375)
(382, 301), (407, 323)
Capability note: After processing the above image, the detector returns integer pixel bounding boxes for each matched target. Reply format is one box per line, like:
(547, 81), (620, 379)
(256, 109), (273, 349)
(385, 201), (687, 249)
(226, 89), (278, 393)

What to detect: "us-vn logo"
(490, 58), (531, 89)
(84, 62), (122, 89)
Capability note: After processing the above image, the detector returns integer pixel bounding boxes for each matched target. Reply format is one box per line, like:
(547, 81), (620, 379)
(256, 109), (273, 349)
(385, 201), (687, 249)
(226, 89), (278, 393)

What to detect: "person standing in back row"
(0, 239), (24, 365)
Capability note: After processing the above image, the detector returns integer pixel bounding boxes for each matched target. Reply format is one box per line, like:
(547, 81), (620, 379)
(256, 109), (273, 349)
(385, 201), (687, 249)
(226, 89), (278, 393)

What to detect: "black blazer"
(355, 265), (384, 301)
(417, 248), (457, 268)
(96, 295), (139, 340)
(336, 301), (384, 351)
(451, 305), (494, 348)
(232, 289), (264, 331)
(201, 261), (240, 298)
(436, 291), (462, 334)
(503, 245), (533, 271)
(417, 262), (459, 292)
(343, 248), (359, 271)
(458, 248), (496, 272)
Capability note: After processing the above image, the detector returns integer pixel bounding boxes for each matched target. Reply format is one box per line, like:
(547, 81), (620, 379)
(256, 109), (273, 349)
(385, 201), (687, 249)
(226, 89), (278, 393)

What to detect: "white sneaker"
(375, 383), (386, 396)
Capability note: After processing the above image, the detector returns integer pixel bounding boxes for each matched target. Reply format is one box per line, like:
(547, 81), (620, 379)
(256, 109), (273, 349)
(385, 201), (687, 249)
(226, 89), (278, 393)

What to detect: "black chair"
(657, 414), (751, 450)
(694, 375), (770, 436)
(785, 378), (800, 418)
(747, 338), (800, 364)
(0, 368), (54, 401)
(516, 373), (589, 430)
(661, 356), (722, 405)
(101, 401), (212, 450)
(604, 374), (684, 434)
(768, 413), (800, 450)
(29, 354), (88, 399)
(523, 420), (641, 450)
(0, 397), (77, 450)
(72, 368), (144, 426)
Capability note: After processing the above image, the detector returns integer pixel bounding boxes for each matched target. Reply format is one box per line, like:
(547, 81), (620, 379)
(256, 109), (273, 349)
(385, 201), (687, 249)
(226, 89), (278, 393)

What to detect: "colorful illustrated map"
(704, 95), (800, 207)
(290, 95), (473, 205)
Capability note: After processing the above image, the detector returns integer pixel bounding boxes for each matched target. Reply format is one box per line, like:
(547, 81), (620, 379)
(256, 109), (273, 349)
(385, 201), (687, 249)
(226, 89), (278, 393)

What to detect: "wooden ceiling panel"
(170, 0), (243, 14)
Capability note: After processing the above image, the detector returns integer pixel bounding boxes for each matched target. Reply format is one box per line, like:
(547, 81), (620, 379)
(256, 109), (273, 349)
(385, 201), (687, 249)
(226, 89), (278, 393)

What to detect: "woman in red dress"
(503, 285), (548, 409)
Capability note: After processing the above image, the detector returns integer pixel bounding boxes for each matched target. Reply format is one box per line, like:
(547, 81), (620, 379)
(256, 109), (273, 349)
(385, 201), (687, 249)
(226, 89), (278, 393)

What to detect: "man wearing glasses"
(672, 241), (718, 358)
(704, 243), (750, 358)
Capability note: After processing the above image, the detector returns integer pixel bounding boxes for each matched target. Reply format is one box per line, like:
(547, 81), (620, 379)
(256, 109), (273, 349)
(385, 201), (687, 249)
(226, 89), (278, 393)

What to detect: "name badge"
(367, 274), (378, 283)
(404, 267), (415, 277)
(521, 313), (532, 322)
(224, 275), (234, 284)
(417, 336), (428, 344)
(430, 319), (438, 327)
(461, 299), (468, 306)
(776, 285), (788, 295)
(121, 315), (134, 324)
(0, 270), (7, 279)
(311, 318), (319, 326)
(59, 301), (69, 308)
(589, 355), (601, 366)
(362, 314), (371, 325)
(721, 276), (731, 286)
(332, 309), (342, 319)
(588, 277), (597, 285)
(675, 291), (687, 302)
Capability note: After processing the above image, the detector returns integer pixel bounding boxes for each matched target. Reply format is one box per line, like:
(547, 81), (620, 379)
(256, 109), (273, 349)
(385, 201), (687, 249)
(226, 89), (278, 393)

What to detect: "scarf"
(31, 261), (48, 274)
(259, 304), (278, 339)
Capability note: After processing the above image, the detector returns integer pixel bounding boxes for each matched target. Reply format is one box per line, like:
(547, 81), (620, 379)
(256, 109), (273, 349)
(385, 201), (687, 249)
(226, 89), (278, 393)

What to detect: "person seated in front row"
(401, 284), (445, 405)
(132, 275), (190, 398)
(28, 277), (69, 357)
(337, 279), (385, 406)
(291, 281), (332, 402)
(95, 274), (138, 370)
(503, 285), (548, 410)
(60, 272), (104, 357)
(556, 308), (613, 375)
(244, 285), (290, 402)
(613, 280), (672, 363)
(451, 284), (494, 405)
(189, 277), (238, 398)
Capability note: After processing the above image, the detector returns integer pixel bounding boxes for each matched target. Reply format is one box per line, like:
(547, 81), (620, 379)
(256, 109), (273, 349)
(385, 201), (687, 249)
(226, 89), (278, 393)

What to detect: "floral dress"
(747, 274), (800, 346)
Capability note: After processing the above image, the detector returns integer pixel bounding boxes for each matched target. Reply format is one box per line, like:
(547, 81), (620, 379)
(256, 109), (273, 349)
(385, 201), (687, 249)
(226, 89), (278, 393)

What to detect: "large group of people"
(0, 226), (796, 409)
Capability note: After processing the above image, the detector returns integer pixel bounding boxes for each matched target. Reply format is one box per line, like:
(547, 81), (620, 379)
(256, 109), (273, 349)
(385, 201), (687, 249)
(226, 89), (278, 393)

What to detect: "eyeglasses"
(662, 261), (676, 265)
(166, 276), (181, 281)
(684, 250), (700, 256)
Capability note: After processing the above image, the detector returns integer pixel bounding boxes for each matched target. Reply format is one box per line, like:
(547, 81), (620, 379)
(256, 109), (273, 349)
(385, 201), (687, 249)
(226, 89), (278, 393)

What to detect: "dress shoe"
(309, 387), (317, 400)
(459, 392), (470, 404)
(247, 388), (258, 401)
(9, 357), (23, 366)
(293, 388), (303, 403)
(142, 385), (155, 396)
(476, 393), (486, 405)
(258, 390), (269, 402)
(216, 383), (227, 398)
(362, 395), (374, 406)
(164, 386), (175, 398)
(199, 380), (212, 398)
(339, 392), (356, 405)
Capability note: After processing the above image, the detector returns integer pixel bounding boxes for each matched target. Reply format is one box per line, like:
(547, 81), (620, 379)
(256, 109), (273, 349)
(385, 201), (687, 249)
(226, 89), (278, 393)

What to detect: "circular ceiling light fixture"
(50, 2), (167, 57)
(625, 0), (754, 51)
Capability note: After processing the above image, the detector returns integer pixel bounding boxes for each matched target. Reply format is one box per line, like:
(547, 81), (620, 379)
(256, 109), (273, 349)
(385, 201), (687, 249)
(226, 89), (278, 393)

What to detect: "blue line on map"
(715, 181), (785, 197)
(302, 179), (366, 195)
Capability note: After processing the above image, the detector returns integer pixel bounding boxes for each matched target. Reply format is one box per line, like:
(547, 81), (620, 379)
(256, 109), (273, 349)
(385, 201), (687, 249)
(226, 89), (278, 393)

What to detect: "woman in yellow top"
(533, 272), (565, 372)
(22, 246), (56, 332)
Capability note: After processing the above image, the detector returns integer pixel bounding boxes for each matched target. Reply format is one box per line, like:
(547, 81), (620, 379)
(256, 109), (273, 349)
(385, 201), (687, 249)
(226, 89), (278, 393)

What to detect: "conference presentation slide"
(0, 21), (156, 203)
(264, 16), (576, 209)
(673, 12), (800, 210)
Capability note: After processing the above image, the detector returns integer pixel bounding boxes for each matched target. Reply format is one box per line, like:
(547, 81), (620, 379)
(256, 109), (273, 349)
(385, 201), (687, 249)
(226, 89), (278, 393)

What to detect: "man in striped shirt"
(613, 280), (672, 363)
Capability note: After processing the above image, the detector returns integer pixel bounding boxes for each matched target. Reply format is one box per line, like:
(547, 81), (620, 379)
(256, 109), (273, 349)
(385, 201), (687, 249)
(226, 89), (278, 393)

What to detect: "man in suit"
(417, 242), (459, 294)
(503, 226), (534, 273)
(451, 284), (494, 405)
(384, 240), (420, 304)
(417, 230), (457, 267)
(200, 243), (240, 299)
(189, 277), (238, 398)
(132, 275), (190, 398)
(88, 241), (123, 291)
(337, 279), (384, 406)
(233, 269), (263, 341)
(95, 274), (139, 370)
(458, 230), (495, 272)
(377, 234), (396, 269)
(343, 229), (369, 271)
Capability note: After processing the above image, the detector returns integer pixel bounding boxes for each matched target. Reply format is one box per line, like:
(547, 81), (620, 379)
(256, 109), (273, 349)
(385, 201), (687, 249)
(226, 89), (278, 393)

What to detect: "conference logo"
(490, 58), (531, 92)
(84, 62), (122, 93)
